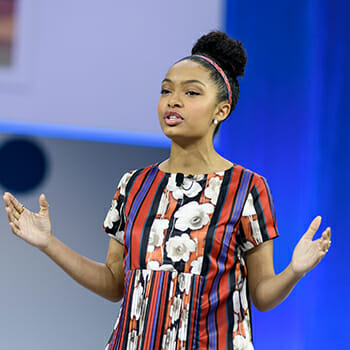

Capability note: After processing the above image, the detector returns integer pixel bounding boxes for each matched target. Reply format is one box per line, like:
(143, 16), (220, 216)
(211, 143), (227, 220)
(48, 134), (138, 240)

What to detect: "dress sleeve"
(238, 175), (279, 252)
(103, 171), (134, 244)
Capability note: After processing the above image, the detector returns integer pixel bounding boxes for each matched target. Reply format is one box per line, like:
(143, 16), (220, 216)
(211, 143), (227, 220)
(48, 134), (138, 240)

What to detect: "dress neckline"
(155, 162), (234, 177)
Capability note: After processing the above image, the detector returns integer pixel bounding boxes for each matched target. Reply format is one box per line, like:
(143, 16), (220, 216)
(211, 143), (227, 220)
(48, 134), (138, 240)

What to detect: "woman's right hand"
(3, 192), (52, 251)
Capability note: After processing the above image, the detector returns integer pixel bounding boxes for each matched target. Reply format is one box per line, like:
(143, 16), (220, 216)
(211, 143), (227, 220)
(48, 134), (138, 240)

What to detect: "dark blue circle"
(0, 138), (48, 194)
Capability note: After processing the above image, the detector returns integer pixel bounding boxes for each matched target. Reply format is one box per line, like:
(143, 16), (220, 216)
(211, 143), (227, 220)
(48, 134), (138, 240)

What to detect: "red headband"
(192, 55), (232, 106)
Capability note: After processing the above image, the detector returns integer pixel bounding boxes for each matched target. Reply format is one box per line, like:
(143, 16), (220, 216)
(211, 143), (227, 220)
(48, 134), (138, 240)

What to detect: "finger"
(6, 207), (19, 223)
(3, 193), (13, 208)
(321, 228), (331, 246)
(3, 195), (14, 210)
(319, 239), (329, 252)
(5, 192), (25, 214)
(303, 216), (322, 240)
(9, 218), (20, 231)
(319, 250), (327, 259)
(39, 194), (49, 215)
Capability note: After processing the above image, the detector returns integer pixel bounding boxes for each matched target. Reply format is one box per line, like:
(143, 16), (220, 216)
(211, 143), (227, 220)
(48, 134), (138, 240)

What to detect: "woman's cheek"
(157, 100), (165, 120)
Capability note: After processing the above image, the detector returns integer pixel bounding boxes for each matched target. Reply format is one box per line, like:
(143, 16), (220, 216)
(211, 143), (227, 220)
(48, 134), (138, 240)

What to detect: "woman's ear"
(215, 101), (231, 122)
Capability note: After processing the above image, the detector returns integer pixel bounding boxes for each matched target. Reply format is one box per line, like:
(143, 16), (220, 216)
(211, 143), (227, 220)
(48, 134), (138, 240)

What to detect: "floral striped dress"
(103, 163), (278, 350)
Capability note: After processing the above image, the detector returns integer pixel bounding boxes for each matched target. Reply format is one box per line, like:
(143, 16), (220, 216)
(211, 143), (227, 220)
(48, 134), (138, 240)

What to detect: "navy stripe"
(251, 185), (270, 241)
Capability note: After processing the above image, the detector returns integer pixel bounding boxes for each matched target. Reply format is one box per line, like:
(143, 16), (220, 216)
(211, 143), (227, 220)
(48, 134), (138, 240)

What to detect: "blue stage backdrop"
(221, 0), (350, 348)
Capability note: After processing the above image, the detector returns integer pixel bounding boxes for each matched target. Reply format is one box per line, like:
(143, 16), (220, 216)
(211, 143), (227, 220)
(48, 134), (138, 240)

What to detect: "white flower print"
(190, 256), (203, 275)
(162, 327), (177, 350)
(241, 240), (255, 252)
(169, 280), (174, 297)
(178, 273), (191, 295)
(135, 270), (141, 283)
(113, 230), (124, 244)
(167, 174), (202, 200)
(233, 290), (240, 314)
(157, 191), (169, 217)
(242, 317), (251, 341)
(147, 260), (160, 270)
(166, 234), (196, 263)
(179, 304), (189, 341)
(170, 295), (182, 323)
(146, 260), (176, 272)
(240, 278), (248, 310)
(104, 200), (120, 229)
(138, 297), (148, 336)
(242, 193), (263, 245)
(242, 193), (255, 216)
(233, 335), (254, 350)
(192, 174), (205, 181)
(126, 330), (138, 350)
(147, 219), (169, 252)
(204, 176), (223, 205)
(233, 313), (239, 332)
(142, 270), (151, 283)
(174, 201), (214, 231)
(131, 283), (143, 320)
(161, 264), (176, 272)
(118, 171), (134, 196)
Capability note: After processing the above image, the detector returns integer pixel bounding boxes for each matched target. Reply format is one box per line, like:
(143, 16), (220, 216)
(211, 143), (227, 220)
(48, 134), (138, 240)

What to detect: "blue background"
(221, 0), (350, 348)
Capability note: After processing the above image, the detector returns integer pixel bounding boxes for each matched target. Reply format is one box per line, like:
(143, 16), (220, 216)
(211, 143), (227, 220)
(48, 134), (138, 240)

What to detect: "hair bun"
(191, 31), (247, 78)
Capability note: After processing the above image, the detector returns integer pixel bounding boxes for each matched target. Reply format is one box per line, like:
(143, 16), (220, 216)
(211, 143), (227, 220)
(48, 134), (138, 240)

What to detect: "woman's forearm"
(248, 218), (331, 312)
(41, 235), (123, 302)
(252, 263), (304, 312)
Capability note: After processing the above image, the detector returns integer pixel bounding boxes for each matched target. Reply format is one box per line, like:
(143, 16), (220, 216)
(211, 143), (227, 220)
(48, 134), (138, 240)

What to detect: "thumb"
(303, 216), (321, 240)
(39, 194), (50, 215)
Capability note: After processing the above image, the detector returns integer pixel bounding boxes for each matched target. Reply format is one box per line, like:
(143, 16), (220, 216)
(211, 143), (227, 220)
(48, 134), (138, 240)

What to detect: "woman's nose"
(167, 92), (183, 108)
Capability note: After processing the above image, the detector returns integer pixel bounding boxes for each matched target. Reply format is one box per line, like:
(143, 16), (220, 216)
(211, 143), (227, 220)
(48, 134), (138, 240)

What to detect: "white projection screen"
(0, 0), (224, 145)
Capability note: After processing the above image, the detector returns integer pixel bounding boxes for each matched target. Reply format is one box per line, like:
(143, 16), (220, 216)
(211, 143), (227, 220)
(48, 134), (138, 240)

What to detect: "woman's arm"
(246, 216), (331, 312)
(42, 236), (124, 302)
(3, 192), (124, 302)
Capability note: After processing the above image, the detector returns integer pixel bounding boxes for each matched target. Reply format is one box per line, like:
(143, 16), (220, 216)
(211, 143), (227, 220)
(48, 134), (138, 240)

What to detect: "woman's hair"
(179, 31), (247, 135)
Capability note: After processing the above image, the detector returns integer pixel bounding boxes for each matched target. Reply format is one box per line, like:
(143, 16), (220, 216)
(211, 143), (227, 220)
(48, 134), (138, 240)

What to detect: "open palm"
(3, 192), (52, 250)
(292, 216), (331, 276)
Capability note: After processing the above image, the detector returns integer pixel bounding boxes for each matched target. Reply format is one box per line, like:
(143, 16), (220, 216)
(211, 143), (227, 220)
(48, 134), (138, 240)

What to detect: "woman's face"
(158, 59), (225, 144)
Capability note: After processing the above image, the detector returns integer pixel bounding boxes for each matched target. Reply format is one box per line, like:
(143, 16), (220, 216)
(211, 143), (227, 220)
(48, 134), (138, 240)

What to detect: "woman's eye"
(186, 91), (200, 96)
(161, 89), (171, 95)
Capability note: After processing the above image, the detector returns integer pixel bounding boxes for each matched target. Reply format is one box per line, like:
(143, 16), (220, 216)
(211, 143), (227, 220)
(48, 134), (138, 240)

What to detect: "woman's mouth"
(164, 111), (184, 126)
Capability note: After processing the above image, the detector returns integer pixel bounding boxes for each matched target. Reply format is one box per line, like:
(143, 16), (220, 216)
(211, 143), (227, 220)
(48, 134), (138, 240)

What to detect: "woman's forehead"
(163, 59), (211, 84)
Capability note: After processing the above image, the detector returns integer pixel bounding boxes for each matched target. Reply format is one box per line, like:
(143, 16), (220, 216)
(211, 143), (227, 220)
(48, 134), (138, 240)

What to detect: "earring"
(213, 119), (218, 125)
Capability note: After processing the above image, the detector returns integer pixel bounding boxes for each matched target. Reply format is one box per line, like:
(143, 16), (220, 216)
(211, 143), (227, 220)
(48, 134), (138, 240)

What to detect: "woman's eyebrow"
(162, 78), (206, 87)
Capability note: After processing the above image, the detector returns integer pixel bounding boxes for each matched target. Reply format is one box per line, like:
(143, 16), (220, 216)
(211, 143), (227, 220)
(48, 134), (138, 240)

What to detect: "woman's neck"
(159, 140), (233, 175)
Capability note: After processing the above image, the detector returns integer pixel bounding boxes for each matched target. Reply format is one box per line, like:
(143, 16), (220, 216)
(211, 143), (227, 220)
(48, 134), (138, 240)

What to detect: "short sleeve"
(103, 170), (135, 244)
(238, 175), (279, 252)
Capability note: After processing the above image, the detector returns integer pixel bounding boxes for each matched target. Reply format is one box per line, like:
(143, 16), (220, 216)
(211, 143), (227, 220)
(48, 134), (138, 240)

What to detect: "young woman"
(3, 32), (331, 350)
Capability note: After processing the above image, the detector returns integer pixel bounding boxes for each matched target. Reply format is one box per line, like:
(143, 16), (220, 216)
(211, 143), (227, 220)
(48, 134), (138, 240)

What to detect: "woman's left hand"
(291, 216), (331, 277)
